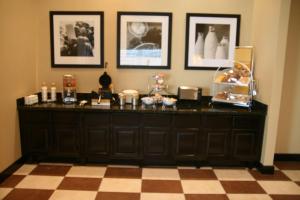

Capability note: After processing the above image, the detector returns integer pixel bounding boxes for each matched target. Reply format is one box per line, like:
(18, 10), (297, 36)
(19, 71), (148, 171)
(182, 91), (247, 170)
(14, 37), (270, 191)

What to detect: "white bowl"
(141, 97), (154, 105)
(162, 97), (177, 106)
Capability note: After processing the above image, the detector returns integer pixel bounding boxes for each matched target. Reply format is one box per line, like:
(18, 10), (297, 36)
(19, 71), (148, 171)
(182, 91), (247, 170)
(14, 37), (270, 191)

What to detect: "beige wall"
(252, 0), (291, 165)
(0, 0), (297, 171)
(0, 1), (37, 171)
(276, 0), (300, 154)
(35, 0), (254, 95)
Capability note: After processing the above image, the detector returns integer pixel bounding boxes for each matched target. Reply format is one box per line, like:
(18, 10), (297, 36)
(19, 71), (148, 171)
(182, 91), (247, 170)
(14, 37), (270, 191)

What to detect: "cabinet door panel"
(174, 129), (198, 159)
(112, 127), (140, 158)
(173, 115), (201, 128)
(143, 114), (171, 127)
(85, 127), (109, 156)
(24, 124), (49, 154)
(112, 114), (140, 126)
(54, 126), (80, 156)
(144, 128), (170, 157)
(203, 115), (232, 129)
(205, 130), (230, 157)
(232, 130), (258, 160)
(53, 112), (80, 124)
(233, 116), (262, 130)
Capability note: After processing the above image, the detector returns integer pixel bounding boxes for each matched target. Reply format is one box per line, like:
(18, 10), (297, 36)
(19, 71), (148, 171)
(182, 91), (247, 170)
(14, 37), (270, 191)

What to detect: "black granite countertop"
(17, 93), (267, 116)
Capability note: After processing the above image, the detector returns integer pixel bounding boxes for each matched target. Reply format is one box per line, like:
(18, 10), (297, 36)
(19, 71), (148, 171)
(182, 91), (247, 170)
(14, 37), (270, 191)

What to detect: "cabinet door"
(112, 127), (140, 159)
(19, 111), (50, 156)
(231, 130), (259, 161)
(204, 130), (231, 160)
(54, 125), (80, 157)
(173, 129), (199, 160)
(23, 124), (49, 154)
(83, 113), (110, 160)
(52, 112), (81, 158)
(143, 128), (170, 158)
(85, 127), (109, 157)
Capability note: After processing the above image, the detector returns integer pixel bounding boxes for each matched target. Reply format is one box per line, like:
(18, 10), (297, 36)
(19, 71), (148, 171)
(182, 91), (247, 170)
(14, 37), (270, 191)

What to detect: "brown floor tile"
(221, 181), (266, 194)
(185, 194), (229, 200)
(58, 177), (101, 191)
(30, 164), (71, 176)
(96, 192), (140, 200)
(104, 167), (142, 179)
(142, 180), (183, 193)
(249, 170), (291, 181)
(0, 175), (25, 187)
(275, 162), (300, 170)
(3, 188), (53, 200)
(179, 169), (217, 180)
(270, 195), (300, 200)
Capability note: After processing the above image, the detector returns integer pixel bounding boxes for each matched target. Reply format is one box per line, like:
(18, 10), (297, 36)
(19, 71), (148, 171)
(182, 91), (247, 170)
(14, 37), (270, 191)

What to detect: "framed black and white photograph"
(50, 11), (104, 68)
(185, 13), (240, 70)
(117, 12), (172, 69)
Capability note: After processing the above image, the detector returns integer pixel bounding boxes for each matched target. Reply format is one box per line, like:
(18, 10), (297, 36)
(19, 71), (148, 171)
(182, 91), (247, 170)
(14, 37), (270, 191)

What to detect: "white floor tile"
(142, 168), (180, 180)
(99, 178), (141, 193)
(49, 190), (97, 200)
(227, 194), (272, 200)
(15, 175), (63, 190)
(181, 180), (225, 194)
(214, 169), (255, 181)
(14, 164), (37, 175)
(282, 170), (300, 181)
(258, 181), (300, 194)
(66, 166), (106, 178)
(141, 193), (185, 200)
(0, 188), (13, 199)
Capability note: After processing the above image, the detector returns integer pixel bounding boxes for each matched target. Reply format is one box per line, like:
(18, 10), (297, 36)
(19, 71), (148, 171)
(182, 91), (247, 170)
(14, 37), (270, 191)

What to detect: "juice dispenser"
(62, 74), (77, 104)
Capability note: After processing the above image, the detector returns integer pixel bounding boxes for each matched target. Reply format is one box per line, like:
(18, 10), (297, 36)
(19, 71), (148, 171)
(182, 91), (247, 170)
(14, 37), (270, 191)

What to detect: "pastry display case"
(211, 46), (256, 108)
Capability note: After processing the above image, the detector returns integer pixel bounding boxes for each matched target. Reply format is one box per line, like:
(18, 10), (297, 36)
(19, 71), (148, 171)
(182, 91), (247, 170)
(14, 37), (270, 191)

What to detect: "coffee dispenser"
(62, 74), (77, 104)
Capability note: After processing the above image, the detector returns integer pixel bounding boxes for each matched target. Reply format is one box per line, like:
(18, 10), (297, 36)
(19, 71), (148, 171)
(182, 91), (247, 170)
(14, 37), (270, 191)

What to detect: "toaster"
(178, 86), (202, 101)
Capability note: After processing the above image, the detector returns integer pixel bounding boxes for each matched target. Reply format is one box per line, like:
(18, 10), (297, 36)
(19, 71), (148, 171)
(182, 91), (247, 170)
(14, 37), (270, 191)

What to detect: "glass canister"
(62, 74), (77, 104)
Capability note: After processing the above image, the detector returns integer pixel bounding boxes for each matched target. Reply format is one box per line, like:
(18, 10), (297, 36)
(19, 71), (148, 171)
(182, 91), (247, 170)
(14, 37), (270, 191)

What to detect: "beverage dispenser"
(62, 74), (77, 104)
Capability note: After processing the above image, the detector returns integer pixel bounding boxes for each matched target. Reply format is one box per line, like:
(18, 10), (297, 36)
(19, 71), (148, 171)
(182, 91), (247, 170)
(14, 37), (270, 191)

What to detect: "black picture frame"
(185, 13), (240, 70)
(117, 12), (172, 69)
(50, 11), (104, 68)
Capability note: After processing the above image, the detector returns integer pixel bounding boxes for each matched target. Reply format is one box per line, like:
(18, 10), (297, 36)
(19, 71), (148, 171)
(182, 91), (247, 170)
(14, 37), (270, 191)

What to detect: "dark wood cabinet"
(84, 127), (109, 158)
(111, 113), (141, 159)
(143, 127), (170, 159)
(204, 129), (230, 160)
(51, 112), (80, 158)
(53, 125), (80, 157)
(83, 113), (110, 161)
(231, 130), (258, 160)
(173, 114), (201, 160)
(18, 100), (266, 168)
(173, 129), (199, 160)
(231, 116), (264, 162)
(112, 127), (140, 159)
(202, 115), (232, 163)
(142, 114), (171, 163)
(19, 111), (50, 160)
(23, 124), (49, 154)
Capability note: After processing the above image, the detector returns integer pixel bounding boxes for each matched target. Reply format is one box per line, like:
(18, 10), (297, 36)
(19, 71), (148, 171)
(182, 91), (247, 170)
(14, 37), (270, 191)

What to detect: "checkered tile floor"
(1, 162), (300, 200)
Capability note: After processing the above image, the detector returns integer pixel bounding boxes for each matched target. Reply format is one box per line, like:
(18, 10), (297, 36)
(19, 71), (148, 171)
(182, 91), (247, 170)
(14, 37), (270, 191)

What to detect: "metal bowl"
(162, 97), (177, 106)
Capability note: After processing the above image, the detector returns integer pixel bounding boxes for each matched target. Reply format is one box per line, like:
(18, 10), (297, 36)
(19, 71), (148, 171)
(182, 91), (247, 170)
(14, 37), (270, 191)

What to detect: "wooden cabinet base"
(18, 100), (266, 168)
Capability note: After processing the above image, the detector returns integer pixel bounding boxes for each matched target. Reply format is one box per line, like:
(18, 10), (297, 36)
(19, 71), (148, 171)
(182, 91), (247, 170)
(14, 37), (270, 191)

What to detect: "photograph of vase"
(204, 25), (219, 59)
(215, 43), (227, 59)
(220, 35), (229, 58)
(194, 32), (204, 58)
(185, 13), (240, 70)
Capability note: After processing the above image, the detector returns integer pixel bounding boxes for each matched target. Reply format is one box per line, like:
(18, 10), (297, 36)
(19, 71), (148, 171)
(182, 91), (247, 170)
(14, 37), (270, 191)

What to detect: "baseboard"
(0, 157), (25, 183)
(274, 153), (300, 161)
(257, 162), (274, 174)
